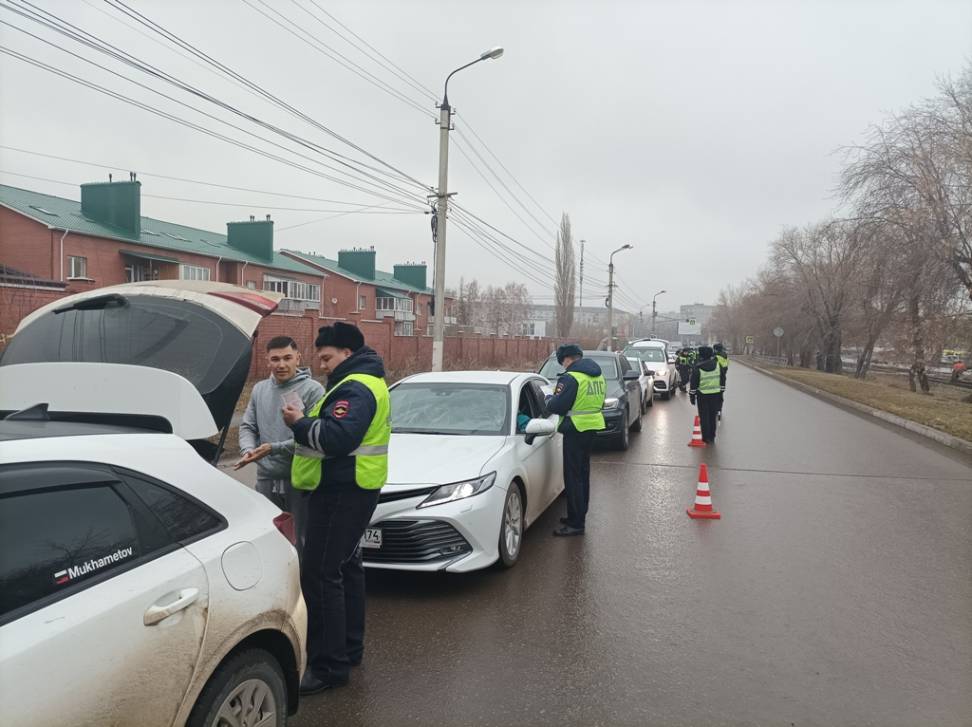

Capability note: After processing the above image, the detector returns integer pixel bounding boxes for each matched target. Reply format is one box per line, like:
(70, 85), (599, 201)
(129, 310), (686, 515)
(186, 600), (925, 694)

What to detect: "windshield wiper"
(54, 293), (128, 314)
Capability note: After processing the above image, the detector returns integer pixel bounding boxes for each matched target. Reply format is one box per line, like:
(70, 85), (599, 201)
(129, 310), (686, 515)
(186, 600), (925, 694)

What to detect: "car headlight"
(418, 472), (497, 509)
(603, 397), (621, 410)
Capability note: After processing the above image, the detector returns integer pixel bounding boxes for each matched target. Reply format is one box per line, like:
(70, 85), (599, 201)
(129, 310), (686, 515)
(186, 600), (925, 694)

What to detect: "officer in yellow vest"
(689, 345), (726, 444)
(281, 322), (390, 695)
(544, 344), (606, 536)
(713, 343), (729, 420)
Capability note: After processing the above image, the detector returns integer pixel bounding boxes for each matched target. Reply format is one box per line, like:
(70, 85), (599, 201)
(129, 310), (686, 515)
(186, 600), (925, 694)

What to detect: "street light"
(651, 289), (666, 335)
(606, 244), (633, 351)
(431, 46), (504, 372)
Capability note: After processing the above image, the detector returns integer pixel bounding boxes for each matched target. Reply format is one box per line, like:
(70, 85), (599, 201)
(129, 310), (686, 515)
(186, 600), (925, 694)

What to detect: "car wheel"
(187, 648), (287, 727)
(615, 414), (631, 451)
(497, 484), (524, 568)
(630, 407), (643, 432)
(647, 393), (654, 408)
(662, 388), (671, 401)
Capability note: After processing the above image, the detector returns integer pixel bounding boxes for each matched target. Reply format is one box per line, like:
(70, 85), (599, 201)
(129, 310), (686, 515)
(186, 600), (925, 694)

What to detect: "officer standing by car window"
(713, 343), (729, 420)
(689, 345), (726, 444)
(544, 344), (606, 537)
(282, 322), (390, 695)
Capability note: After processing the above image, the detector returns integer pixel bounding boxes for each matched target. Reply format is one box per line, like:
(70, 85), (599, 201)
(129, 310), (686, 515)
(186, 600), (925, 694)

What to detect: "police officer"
(689, 345), (726, 444)
(544, 344), (606, 536)
(713, 343), (729, 420)
(676, 348), (691, 393)
(283, 322), (390, 694)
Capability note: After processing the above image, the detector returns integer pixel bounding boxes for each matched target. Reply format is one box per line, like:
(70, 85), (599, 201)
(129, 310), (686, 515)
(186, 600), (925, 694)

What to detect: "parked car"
(0, 281), (307, 727)
(625, 356), (655, 413)
(623, 340), (679, 400)
(539, 350), (642, 450)
(364, 371), (563, 572)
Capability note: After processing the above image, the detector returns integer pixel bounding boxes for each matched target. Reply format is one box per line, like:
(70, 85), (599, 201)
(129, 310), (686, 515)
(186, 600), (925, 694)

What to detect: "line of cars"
(0, 281), (684, 725)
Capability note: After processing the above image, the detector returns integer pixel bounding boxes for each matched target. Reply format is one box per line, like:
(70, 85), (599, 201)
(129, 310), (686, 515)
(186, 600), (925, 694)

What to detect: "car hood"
(387, 433), (508, 487)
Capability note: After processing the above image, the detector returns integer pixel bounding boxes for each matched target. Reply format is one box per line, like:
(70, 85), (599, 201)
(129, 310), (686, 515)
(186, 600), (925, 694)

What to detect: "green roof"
(0, 184), (321, 277)
(375, 286), (409, 299)
(284, 250), (432, 295)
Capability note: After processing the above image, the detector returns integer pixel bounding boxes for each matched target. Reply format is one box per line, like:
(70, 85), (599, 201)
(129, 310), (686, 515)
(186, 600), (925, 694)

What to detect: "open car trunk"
(0, 281), (283, 462)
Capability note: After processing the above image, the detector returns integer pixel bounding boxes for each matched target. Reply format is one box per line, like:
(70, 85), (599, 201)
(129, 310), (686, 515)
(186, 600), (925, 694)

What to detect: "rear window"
(0, 295), (248, 394)
(625, 346), (667, 363)
(540, 356), (619, 381)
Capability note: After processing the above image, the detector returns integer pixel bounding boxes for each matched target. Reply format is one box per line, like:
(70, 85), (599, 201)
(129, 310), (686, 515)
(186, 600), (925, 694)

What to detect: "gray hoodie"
(239, 368), (325, 480)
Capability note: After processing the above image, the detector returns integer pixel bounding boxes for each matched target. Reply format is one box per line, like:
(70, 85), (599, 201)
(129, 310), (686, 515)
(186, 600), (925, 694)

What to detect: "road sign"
(745, 335), (754, 344)
(773, 327), (784, 338)
(678, 320), (701, 336)
(688, 318), (696, 326)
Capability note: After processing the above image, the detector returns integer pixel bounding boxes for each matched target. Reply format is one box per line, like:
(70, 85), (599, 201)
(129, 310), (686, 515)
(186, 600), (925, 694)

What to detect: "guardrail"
(749, 354), (790, 367)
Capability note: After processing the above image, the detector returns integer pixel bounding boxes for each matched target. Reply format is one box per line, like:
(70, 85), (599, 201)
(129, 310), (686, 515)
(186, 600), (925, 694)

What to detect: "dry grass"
(765, 365), (972, 442)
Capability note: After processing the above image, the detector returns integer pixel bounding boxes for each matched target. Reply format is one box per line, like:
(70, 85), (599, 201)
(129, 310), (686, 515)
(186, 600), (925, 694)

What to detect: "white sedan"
(362, 371), (564, 572)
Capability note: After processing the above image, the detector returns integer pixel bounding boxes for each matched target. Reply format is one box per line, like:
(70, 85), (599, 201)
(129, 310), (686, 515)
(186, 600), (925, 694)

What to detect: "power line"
(0, 169), (421, 213)
(0, 145), (415, 208)
(2, 2), (427, 205)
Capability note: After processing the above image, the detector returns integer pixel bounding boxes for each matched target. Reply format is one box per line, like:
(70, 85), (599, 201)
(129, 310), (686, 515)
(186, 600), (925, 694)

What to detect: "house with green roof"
(0, 178), (329, 333)
(282, 248), (456, 336)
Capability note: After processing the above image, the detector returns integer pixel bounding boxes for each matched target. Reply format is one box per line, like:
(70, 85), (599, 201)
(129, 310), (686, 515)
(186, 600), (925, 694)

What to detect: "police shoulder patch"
(554, 382), (565, 395)
(332, 400), (350, 419)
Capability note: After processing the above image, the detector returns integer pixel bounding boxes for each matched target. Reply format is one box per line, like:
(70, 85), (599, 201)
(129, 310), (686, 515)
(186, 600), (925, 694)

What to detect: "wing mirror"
(524, 418), (556, 445)
(623, 370), (640, 381)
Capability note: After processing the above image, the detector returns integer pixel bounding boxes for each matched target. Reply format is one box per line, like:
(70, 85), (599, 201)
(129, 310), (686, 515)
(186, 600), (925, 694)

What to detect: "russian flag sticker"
(54, 570), (69, 585)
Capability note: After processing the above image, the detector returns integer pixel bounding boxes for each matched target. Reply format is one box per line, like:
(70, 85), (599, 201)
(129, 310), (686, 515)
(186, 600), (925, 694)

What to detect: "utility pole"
(607, 244), (633, 350)
(651, 289), (666, 336)
(431, 48), (504, 372)
(578, 239), (585, 310)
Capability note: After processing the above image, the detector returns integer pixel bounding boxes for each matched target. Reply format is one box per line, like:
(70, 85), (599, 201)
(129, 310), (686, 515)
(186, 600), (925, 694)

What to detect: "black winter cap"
(316, 321), (365, 351)
(556, 343), (584, 364)
(698, 345), (714, 360)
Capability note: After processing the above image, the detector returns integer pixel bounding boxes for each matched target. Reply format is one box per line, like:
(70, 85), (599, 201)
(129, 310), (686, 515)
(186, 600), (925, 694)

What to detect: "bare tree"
(554, 213), (576, 337)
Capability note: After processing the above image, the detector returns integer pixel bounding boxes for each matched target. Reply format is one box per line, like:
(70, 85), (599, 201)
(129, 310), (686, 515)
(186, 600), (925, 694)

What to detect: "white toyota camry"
(362, 371), (564, 572)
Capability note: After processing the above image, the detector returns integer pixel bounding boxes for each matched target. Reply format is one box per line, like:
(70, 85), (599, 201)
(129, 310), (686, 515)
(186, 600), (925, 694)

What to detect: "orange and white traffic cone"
(688, 416), (706, 447)
(687, 464), (720, 519)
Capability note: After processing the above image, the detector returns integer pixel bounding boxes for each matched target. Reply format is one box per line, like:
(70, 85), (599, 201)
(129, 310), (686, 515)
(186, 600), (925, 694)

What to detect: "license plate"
(361, 528), (382, 549)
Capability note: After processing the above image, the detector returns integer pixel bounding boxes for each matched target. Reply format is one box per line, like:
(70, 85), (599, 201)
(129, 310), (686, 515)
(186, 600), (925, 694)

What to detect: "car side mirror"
(623, 370), (640, 381)
(524, 418), (556, 445)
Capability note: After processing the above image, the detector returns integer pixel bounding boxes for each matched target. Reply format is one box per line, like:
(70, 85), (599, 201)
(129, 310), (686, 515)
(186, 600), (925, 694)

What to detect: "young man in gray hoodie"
(236, 336), (324, 548)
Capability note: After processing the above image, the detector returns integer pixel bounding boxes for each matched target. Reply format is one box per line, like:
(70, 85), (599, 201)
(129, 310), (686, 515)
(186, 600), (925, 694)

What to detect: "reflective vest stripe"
(567, 410), (601, 416)
(291, 372), (390, 491)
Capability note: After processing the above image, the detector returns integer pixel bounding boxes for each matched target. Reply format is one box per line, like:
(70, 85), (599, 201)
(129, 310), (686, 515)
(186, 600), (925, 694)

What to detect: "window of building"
(358, 295), (367, 311)
(180, 264), (211, 282)
(125, 265), (159, 283)
(394, 321), (414, 336)
(263, 275), (319, 302)
(245, 281), (256, 290)
(67, 256), (87, 279)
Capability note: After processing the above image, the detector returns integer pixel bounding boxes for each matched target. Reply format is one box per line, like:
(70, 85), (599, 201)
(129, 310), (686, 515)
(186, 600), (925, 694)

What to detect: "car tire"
(647, 393), (654, 408)
(615, 414), (631, 451)
(630, 407), (642, 432)
(497, 483), (524, 568)
(187, 648), (287, 727)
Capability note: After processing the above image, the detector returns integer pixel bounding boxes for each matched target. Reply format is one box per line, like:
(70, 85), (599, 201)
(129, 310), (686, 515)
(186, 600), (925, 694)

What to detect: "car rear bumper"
(596, 409), (626, 436)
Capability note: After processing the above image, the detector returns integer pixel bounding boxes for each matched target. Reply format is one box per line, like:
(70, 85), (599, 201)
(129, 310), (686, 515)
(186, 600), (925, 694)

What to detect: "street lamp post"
(432, 46), (504, 372)
(651, 289), (666, 335)
(606, 244), (633, 350)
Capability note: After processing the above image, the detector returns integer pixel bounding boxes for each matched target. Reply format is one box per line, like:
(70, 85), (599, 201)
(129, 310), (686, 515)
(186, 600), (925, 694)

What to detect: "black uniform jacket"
(291, 346), (386, 490)
(545, 357), (604, 435)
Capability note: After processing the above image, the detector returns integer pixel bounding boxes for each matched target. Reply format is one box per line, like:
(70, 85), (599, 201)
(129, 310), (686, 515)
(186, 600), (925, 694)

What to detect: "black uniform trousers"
(696, 392), (722, 443)
(301, 482), (380, 680)
(563, 429), (595, 529)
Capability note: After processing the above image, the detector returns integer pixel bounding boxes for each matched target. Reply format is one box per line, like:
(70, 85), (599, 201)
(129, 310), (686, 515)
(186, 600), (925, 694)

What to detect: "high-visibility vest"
(291, 373), (390, 491)
(716, 353), (729, 370)
(698, 366), (721, 395)
(559, 370), (607, 432)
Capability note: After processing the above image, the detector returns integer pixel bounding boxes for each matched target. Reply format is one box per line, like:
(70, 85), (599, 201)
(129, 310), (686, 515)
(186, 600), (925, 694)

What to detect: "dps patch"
(555, 382), (565, 395)
(333, 400), (350, 419)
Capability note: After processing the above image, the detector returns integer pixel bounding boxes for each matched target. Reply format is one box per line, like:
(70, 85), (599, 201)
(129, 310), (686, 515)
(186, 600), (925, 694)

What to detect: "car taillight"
(208, 291), (279, 315)
(273, 513), (297, 546)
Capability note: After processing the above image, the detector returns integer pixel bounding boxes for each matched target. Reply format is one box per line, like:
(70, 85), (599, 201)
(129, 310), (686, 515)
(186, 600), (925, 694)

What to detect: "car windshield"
(625, 347), (667, 363)
(539, 356), (619, 381)
(390, 383), (510, 436)
(626, 357), (643, 372)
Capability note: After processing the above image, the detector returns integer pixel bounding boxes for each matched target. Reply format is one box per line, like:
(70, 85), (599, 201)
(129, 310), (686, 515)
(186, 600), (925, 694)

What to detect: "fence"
(249, 310), (561, 381)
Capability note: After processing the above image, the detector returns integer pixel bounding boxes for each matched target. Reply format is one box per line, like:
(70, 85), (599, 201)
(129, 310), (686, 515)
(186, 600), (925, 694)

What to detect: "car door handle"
(144, 588), (200, 626)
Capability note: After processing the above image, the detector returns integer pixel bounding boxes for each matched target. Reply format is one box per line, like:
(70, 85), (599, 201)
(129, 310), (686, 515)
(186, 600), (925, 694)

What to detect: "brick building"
(0, 179), (328, 337)
(282, 249), (456, 337)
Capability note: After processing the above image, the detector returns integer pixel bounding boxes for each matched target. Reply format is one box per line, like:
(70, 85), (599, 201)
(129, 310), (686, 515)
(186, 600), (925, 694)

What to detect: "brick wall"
(0, 286), (65, 352)
(249, 309), (559, 383)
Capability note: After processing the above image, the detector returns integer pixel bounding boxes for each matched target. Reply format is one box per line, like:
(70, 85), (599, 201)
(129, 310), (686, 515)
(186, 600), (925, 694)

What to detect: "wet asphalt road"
(281, 363), (972, 727)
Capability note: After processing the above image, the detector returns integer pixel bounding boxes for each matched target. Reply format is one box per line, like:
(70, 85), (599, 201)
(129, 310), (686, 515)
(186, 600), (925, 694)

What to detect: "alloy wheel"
(504, 488), (523, 558)
(212, 678), (277, 727)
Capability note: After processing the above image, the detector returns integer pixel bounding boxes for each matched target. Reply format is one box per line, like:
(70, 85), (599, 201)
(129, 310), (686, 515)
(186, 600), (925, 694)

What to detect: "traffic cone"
(688, 416), (706, 447)
(687, 464), (721, 519)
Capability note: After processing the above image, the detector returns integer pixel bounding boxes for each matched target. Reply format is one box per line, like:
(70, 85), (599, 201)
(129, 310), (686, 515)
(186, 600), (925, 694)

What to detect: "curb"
(739, 358), (972, 457)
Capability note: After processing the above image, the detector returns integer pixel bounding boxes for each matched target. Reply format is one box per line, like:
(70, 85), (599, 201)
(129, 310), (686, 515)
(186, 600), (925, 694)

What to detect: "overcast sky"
(2, 0), (970, 313)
